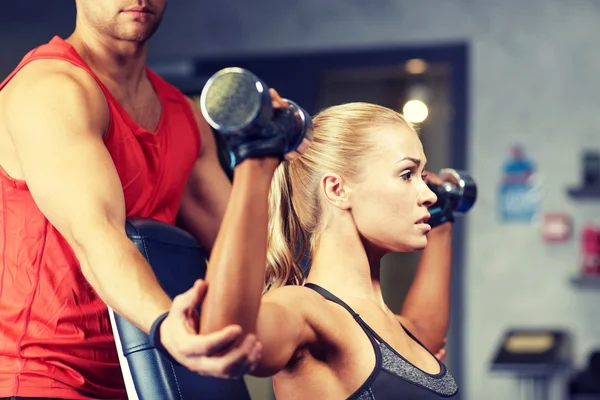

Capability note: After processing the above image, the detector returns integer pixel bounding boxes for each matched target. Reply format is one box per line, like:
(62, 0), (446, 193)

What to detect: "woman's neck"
(306, 226), (388, 310)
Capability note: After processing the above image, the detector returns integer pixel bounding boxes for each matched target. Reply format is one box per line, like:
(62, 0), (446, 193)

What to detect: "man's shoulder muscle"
(1, 58), (109, 132)
(0, 59), (109, 180)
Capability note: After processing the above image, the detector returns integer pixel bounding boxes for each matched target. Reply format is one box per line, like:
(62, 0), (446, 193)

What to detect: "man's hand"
(160, 280), (263, 378)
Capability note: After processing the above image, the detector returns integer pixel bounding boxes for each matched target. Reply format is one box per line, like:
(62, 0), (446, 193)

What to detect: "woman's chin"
(409, 236), (429, 251)
(391, 238), (428, 253)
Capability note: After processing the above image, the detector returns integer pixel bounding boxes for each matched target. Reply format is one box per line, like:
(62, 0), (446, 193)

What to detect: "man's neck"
(66, 28), (149, 93)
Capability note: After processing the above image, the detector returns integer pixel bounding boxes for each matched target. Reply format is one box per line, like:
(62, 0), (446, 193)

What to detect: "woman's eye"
(400, 171), (413, 181)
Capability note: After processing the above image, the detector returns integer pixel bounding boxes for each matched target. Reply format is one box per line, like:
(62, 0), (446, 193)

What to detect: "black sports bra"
(305, 283), (460, 399)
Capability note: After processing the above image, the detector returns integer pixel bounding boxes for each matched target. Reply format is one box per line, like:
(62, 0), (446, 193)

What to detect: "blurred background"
(3, 1), (600, 399)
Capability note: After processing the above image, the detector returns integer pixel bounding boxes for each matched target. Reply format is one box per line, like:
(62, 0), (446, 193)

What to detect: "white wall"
(3, 1), (600, 398)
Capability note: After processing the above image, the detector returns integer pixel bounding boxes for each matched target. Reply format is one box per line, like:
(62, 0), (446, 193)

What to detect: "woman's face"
(348, 125), (437, 253)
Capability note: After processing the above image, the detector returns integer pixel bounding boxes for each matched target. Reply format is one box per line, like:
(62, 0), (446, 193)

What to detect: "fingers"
(181, 324), (244, 357)
(185, 334), (263, 379)
(425, 171), (443, 185)
(221, 334), (262, 378)
(164, 281), (265, 378)
(269, 88), (289, 108)
(171, 280), (206, 319)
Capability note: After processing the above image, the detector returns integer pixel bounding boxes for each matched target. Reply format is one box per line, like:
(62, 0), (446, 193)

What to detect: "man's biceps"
(29, 178), (121, 222)
(25, 156), (124, 235)
(20, 140), (111, 190)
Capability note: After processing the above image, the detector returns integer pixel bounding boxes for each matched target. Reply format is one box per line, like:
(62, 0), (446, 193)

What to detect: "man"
(0, 1), (451, 398)
(0, 1), (260, 399)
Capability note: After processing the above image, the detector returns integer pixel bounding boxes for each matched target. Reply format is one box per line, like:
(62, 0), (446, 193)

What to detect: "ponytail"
(265, 161), (308, 292)
(265, 103), (407, 292)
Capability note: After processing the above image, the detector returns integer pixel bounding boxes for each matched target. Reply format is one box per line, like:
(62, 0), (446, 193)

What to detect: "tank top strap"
(144, 67), (201, 153)
(145, 68), (181, 102)
(0, 36), (115, 108)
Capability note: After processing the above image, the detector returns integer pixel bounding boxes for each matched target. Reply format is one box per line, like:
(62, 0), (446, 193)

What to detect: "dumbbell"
(199, 67), (313, 166)
(427, 168), (477, 228)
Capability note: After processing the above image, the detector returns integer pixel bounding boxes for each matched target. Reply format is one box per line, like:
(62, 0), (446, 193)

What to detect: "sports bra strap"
(304, 283), (387, 343)
(304, 283), (360, 317)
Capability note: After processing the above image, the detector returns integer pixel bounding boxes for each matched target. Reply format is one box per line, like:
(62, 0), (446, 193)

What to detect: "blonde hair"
(265, 102), (413, 292)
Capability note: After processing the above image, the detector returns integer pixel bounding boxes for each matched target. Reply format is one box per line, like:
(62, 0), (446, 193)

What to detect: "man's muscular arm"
(176, 97), (232, 254)
(2, 60), (172, 332)
(1, 60), (258, 376)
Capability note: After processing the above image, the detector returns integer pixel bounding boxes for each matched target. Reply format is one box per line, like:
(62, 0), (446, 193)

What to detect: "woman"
(199, 97), (459, 399)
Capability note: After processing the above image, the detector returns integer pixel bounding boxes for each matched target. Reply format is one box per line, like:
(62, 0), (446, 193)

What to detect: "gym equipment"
(490, 329), (572, 400)
(569, 350), (600, 399)
(568, 151), (600, 199)
(427, 168), (477, 228)
(108, 218), (251, 400)
(200, 67), (313, 167)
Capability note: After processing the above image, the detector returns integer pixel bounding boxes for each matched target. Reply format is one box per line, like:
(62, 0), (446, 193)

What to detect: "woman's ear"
(322, 173), (352, 210)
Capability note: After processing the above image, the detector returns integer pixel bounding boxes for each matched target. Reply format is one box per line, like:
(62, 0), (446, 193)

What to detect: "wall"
(0, 4), (74, 79)
(3, 0), (600, 398)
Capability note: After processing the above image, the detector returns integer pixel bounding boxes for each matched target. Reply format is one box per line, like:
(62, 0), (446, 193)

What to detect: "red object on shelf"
(542, 213), (572, 243)
(581, 224), (600, 277)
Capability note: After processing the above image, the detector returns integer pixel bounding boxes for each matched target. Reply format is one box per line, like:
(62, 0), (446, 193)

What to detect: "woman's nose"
(419, 181), (438, 207)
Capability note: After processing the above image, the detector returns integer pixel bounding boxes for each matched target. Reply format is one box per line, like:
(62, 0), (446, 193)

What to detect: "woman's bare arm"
(198, 158), (315, 376)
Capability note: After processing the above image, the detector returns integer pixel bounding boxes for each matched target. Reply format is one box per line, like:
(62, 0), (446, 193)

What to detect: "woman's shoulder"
(264, 285), (339, 327)
(262, 284), (344, 338)
(262, 285), (339, 342)
(263, 284), (327, 307)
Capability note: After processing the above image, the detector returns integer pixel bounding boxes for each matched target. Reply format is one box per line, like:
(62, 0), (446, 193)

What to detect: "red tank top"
(0, 37), (201, 399)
